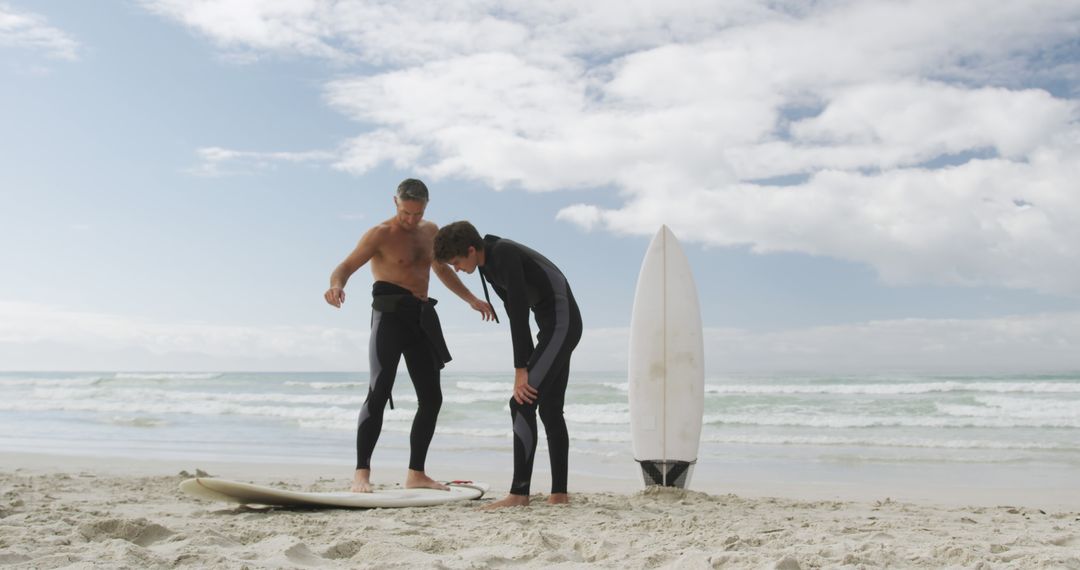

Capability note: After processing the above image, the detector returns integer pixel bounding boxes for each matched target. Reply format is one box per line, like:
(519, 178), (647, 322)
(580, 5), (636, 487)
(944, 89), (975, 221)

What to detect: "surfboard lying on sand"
(179, 478), (489, 508)
(628, 225), (705, 488)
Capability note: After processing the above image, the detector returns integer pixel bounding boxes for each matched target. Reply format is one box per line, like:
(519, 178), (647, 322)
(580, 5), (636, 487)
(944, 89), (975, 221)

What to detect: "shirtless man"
(324, 179), (495, 493)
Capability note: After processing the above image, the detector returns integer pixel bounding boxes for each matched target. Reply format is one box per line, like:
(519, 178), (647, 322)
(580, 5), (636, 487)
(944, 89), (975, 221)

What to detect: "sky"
(2, 0), (1080, 373)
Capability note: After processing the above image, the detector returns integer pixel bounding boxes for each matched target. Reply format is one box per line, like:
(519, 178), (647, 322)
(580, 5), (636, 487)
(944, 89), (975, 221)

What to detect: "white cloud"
(572, 139), (1080, 294)
(141, 0), (346, 60)
(334, 130), (423, 175)
(3, 301), (1079, 372)
(146, 0), (1080, 295)
(0, 4), (79, 60)
(189, 146), (337, 176)
(142, 0), (777, 64)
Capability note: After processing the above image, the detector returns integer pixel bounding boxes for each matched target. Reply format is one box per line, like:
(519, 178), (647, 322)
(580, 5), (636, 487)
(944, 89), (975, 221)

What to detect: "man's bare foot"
(405, 469), (450, 491)
(546, 493), (570, 505)
(351, 469), (372, 493)
(482, 494), (530, 510)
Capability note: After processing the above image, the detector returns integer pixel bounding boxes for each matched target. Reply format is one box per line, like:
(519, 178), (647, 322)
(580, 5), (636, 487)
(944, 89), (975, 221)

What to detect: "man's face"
(394, 197), (426, 230)
(447, 247), (478, 274)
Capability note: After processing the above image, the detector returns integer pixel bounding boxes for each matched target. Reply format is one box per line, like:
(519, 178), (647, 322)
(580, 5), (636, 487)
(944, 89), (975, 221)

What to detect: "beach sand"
(2, 453), (1078, 569)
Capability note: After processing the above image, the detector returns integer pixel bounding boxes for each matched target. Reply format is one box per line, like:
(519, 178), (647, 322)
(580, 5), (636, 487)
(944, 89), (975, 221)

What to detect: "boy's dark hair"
(396, 178), (429, 202)
(434, 221), (483, 262)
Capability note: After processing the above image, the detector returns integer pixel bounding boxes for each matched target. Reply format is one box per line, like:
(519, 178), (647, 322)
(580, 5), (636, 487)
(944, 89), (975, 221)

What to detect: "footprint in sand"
(78, 518), (174, 547)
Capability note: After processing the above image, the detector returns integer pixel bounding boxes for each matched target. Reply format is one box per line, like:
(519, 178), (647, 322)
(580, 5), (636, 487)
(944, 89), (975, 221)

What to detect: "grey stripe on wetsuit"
(513, 264), (572, 463)
(356, 309), (383, 431)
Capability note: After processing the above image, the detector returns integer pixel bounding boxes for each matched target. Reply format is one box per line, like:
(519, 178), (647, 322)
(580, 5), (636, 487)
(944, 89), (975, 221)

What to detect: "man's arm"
(431, 261), (496, 321)
(324, 227), (380, 308)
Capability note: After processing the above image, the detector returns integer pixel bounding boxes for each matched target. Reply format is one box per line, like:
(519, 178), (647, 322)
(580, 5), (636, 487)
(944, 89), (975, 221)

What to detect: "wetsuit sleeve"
(492, 242), (534, 368)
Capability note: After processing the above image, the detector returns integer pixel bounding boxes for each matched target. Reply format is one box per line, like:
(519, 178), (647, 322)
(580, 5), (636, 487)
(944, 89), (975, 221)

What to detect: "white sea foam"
(294, 419), (351, 430)
(938, 396), (1080, 420)
(436, 427), (511, 439)
(104, 416), (167, 428)
(0, 376), (104, 387)
(281, 381), (509, 403)
(294, 408), (418, 430)
(704, 413), (1080, 429)
(455, 381), (508, 392)
(564, 403), (630, 425)
(601, 382), (629, 392)
(703, 381), (1080, 395)
(0, 397), (423, 425)
(22, 384), (510, 418)
(284, 381), (368, 390)
(444, 392), (508, 404)
(437, 426), (633, 444)
(29, 387), (107, 400)
(701, 433), (1077, 451)
(26, 387), (363, 406)
(568, 445), (626, 458)
(112, 372), (222, 380)
(570, 431), (633, 443)
(165, 390), (367, 406)
(290, 388), (498, 406)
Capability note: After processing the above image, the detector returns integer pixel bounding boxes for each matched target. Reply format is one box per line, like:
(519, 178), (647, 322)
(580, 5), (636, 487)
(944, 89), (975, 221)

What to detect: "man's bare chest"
(380, 238), (432, 268)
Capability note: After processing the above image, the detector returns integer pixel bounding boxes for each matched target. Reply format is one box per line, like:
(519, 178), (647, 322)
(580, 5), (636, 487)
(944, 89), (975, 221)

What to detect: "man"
(434, 221), (582, 508)
(324, 179), (495, 493)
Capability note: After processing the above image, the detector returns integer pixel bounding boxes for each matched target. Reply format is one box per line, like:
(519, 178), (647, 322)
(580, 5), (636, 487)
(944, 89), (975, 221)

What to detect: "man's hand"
(513, 368), (537, 405)
(324, 287), (346, 308)
(470, 298), (496, 321)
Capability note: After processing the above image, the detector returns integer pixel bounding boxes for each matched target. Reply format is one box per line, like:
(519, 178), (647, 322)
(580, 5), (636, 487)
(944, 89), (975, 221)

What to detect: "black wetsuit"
(356, 281), (452, 472)
(479, 235), (582, 496)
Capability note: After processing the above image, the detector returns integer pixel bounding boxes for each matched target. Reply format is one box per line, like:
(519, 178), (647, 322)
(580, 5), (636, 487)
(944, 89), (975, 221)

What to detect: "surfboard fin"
(637, 460), (695, 488)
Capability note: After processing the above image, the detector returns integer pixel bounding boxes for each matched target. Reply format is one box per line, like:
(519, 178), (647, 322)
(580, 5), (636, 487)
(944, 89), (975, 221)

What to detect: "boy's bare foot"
(482, 494), (530, 510)
(546, 493), (570, 505)
(351, 469), (372, 493)
(405, 469), (450, 490)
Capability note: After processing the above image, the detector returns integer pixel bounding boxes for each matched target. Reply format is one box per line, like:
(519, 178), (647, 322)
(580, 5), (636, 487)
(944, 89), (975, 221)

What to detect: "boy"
(434, 221), (582, 508)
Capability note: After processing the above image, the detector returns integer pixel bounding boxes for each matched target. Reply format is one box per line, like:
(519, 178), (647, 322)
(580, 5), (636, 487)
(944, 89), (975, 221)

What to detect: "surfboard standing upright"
(628, 225), (705, 488)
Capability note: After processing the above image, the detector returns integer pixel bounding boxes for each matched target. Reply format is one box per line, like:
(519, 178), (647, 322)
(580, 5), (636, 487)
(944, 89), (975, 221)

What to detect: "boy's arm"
(492, 243), (534, 369)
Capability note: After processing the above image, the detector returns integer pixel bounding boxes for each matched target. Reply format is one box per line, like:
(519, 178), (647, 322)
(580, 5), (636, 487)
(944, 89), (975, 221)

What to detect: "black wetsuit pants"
(509, 292), (582, 496)
(356, 282), (443, 472)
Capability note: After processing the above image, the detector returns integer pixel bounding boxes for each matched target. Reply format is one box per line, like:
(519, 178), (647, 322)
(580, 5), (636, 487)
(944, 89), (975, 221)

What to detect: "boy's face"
(447, 247), (479, 274)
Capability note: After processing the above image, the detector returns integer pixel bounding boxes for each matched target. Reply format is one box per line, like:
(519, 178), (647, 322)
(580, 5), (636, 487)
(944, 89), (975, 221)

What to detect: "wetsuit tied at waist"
(370, 281), (452, 368)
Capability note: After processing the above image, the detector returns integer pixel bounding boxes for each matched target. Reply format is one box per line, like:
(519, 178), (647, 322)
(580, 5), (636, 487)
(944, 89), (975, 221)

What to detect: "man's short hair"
(434, 221), (483, 262)
(396, 178), (429, 202)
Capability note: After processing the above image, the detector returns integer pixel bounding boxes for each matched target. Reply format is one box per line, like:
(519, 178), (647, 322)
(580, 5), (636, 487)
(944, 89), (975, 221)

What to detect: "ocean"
(2, 370), (1079, 496)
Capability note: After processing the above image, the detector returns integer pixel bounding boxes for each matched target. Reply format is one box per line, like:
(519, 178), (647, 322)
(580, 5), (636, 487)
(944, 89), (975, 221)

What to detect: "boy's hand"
(513, 368), (537, 405)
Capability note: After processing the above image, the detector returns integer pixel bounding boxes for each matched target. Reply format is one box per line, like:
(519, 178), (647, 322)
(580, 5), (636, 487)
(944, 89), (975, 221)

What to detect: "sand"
(1, 454), (1078, 569)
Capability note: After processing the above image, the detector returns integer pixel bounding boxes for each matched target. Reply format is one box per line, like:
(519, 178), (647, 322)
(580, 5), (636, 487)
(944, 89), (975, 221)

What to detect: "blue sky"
(2, 0), (1080, 372)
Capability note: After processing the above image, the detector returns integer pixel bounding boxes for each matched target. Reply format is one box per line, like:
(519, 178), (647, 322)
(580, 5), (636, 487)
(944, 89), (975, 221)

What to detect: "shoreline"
(4, 450), (1079, 511)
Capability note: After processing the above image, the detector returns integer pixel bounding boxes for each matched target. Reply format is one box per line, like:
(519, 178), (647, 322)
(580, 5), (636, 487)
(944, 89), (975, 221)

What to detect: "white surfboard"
(628, 225), (705, 488)
(179, 478), (489, 508)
